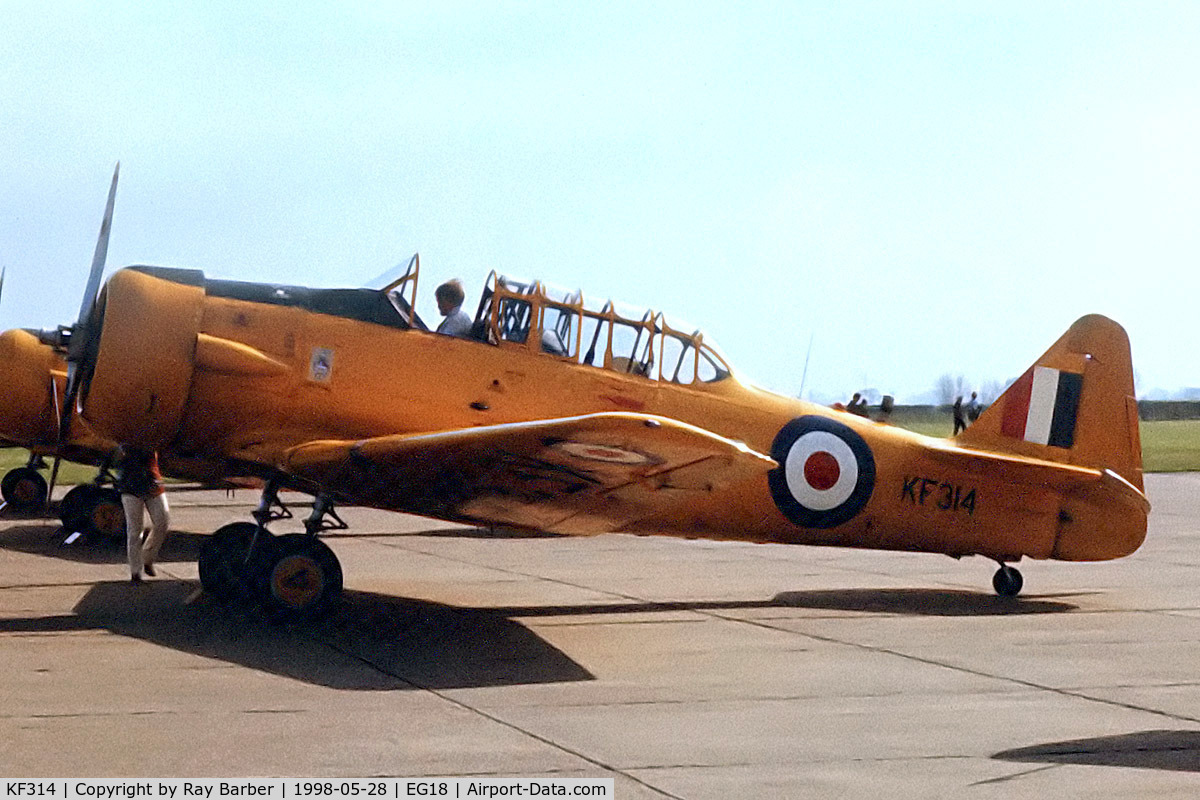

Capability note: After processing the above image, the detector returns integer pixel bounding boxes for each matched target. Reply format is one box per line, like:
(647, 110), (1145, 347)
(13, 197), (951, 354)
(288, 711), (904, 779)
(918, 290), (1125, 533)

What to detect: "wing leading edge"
(282, 412), (776, 534)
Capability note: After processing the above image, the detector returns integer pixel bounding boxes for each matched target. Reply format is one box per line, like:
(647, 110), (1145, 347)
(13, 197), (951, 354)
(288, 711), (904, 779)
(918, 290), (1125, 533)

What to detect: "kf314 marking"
(25, 167), (1149, 615)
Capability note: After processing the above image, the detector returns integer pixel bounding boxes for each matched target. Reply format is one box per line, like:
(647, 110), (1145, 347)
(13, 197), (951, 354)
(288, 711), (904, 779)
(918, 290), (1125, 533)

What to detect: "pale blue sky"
(2, 1), (1197, 402)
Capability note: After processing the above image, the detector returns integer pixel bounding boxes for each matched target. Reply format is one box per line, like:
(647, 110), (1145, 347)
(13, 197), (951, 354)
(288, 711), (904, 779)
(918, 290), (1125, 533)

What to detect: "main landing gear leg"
(198, 483), (346, 618)
(992, 561), (1024, 597)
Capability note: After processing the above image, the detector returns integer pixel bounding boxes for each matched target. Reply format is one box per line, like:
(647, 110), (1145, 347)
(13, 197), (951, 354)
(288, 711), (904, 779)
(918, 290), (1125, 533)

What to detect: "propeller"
(38, 163), (120, 510)
(39, 163), (119, 427)
(68, 162), (119, 409)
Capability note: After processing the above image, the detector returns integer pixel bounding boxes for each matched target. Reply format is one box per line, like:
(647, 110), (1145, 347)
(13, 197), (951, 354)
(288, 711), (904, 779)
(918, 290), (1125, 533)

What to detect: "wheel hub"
(91, 502), (125, 537)
(270, 554), (325, 609)
(12, 478), (41, 505)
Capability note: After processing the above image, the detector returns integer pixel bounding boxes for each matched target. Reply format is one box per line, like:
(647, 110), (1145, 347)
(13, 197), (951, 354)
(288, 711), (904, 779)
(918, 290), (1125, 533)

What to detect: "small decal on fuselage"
(309, 347), (334, 383)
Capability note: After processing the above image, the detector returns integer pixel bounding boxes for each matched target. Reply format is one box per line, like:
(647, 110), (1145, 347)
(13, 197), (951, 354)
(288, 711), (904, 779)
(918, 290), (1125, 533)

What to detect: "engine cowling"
(81, 267), (205, 449)
(0, 328), (61, 444)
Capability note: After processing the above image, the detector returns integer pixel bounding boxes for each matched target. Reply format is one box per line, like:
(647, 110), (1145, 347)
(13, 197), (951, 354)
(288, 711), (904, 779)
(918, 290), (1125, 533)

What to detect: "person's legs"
(141, 494), (170, 572)
(122, 494), (146, 580)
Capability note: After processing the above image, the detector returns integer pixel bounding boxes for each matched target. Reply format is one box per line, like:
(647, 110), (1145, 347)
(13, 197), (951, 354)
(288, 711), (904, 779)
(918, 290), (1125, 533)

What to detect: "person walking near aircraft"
(435, 279), (472, 338)
(115, 445), (170, 583)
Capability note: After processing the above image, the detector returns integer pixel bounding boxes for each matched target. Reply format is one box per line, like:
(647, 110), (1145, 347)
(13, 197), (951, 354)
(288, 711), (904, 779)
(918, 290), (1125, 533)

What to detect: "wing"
(282, 412), (776, 534)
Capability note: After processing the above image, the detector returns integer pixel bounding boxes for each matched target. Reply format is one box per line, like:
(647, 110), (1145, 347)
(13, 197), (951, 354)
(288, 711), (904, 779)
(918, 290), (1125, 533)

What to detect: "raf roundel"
(768, 415), (876, 528)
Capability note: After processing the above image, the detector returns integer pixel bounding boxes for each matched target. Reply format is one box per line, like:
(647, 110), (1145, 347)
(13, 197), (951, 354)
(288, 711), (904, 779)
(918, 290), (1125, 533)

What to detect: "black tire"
(256, 534), (343, 618)
(199, 525), (247, 598)
(85, 488), (126, 541)
(993, 565), (1024, 597)
(60, 484), (101, 532)
(199, 522), (274, 601)
(2, 467), (48, 512)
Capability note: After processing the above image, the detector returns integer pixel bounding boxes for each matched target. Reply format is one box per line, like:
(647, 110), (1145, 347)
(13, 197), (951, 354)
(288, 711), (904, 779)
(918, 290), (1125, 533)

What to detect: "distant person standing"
(953, 395), (967, 435)
(435, 279), (472, 338)
(965, 391), (981, 425)
(115, 445), (170, 583)
(847, 392), (869, 417)
(876, 394), (895, 424)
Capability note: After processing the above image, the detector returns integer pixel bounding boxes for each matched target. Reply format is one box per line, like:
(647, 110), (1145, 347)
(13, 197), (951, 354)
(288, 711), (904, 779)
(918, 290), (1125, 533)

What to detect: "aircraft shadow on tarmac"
(475, 589), (1079, 619)
(0, 521), (190, 564)
(993, 729), (1200, 772)
(0, 578), (1077, 699)
(2, 522), (1081, 617)
(771, 588), (1080, 616)
(0, 580), (595, 692)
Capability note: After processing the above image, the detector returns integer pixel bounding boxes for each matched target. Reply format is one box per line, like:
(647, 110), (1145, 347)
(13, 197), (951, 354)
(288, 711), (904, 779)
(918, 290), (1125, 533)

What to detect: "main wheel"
(256, 534), (343, 617)
(992, 564), (1024, 597)
(1, 467), (48, 512)
(198, 522), (274, 601)
(60, 484), (101, 532)
(85, 488), (126, 541)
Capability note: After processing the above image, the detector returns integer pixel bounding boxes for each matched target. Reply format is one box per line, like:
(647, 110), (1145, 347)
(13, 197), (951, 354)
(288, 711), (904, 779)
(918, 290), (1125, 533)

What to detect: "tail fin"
(957, 314), (1142, 491)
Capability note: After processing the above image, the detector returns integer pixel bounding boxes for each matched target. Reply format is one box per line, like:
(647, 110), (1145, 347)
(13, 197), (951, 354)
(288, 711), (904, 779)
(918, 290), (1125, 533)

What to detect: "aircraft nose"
(0, 328), (61, 444)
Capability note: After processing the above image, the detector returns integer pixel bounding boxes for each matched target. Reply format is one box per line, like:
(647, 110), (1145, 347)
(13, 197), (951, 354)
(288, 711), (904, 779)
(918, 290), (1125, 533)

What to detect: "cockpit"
(382, 256), (732, 385)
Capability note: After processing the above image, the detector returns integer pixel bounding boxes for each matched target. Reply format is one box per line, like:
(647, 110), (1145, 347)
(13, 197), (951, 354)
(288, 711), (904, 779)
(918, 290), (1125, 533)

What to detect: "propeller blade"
(0, 266), (5, 308)
(62, 162), (120, 435)
(75, 163), (119, 335)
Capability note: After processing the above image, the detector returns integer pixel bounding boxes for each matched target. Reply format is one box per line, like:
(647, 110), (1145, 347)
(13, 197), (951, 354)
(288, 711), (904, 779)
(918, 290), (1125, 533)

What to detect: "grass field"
(1, 417), (1196, 486)
(1136, 420), (1200, 472)
(0, 452), (98, 487)
(890, 413), (1200, 472)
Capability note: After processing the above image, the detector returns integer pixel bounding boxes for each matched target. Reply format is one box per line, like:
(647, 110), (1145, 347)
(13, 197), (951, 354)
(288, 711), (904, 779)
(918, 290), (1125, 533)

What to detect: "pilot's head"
(435, 280), (465, 315)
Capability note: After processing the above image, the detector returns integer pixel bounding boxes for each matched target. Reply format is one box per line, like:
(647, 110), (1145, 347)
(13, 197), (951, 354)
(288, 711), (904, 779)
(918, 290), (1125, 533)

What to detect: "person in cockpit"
(435, 279), (472, 338)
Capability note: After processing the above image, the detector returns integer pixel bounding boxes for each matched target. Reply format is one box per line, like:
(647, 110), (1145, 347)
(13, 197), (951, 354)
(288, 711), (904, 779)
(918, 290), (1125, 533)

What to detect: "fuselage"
(83, 266), (1147, 564)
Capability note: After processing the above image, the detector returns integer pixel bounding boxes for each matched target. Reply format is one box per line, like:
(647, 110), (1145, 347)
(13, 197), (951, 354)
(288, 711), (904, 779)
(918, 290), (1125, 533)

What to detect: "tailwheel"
(256, 533), (343, 618)
(199, 522), (275, 601)
(992, 564), (1024, 597)
(1, 467), (48, 512)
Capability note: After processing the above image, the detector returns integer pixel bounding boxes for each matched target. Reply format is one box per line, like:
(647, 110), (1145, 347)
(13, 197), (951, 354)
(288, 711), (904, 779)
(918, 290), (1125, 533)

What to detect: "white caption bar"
(1, 781), (614, 800)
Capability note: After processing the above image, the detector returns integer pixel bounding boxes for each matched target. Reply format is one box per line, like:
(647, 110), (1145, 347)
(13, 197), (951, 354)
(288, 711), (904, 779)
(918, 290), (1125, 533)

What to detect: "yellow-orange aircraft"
(0, 328), (121, 531)
(35, 169), (1149, 616)
(0, 327), (251, 537)
(0, 271), (58, 509)
(0, 261), (131, 534)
